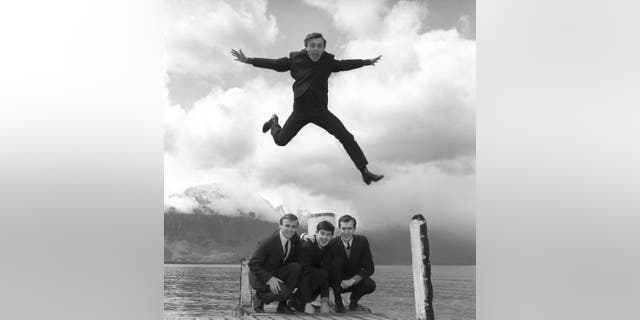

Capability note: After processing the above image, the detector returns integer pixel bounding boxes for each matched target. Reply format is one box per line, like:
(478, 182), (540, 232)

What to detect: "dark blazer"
(248, 231), (300, 288)
(298, 239), (331, 275)
(248, 50), (371, 107)
(328, 234), (374, 280)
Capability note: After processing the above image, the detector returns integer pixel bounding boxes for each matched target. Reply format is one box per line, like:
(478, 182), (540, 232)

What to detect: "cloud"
(456, 15), (472, 38)
(303, 0), (392, 38)
(165, 0), (279, 105)
(164, 0), (476, 234)
(164, 78), (292, 169)
(347, 164), (475, 231)
(252, 1), (476, 193)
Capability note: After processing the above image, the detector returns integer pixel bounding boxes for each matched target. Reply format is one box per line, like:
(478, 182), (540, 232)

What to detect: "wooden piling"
(409, 214), (434, 320)
(238, 258), (252, 315)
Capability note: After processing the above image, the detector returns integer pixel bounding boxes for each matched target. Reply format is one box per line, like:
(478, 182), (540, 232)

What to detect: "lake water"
(165, 264), (475, 320)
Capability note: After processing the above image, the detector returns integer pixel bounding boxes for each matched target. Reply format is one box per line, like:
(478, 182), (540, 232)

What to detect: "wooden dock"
(165, 215), (435, 320)
(165, 312), (401, 320)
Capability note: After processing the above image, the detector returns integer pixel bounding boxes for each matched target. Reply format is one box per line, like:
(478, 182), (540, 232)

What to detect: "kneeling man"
(293, 220), (335, 314)
(249, 214), (301, 314)
(328, 215), (376, 312)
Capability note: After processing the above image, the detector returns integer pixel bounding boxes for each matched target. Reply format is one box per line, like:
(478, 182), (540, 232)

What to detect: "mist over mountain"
(164, 212), (474, 265)
(164, 183), (475, 265)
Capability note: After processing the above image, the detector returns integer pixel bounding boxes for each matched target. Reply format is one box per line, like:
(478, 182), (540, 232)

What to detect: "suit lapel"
(348, 235), (359, 259)
(273, 232), (285, 261)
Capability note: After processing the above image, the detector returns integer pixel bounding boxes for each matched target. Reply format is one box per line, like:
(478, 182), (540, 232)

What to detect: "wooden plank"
(167, 313), (400, 320)
(293, 315), (319, 320)
(367, 314), (398, 320)
(264, 315), (289, 320)
(335, 315), (370, 320)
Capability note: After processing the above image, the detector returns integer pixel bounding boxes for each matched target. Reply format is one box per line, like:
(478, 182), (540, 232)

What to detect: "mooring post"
(238, 258), (252, 313)
(410, 214), (435, 320)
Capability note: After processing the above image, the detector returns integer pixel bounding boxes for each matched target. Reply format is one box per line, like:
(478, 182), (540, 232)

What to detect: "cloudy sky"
(164, 0), (475, 242)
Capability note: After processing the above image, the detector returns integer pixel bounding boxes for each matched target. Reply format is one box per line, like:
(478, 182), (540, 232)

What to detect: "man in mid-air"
(231, 32), (384, 185)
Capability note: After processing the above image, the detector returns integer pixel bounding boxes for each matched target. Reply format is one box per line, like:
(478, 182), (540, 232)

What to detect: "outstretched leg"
(312, 110), (383, 184)
(264, 110), (309, 146)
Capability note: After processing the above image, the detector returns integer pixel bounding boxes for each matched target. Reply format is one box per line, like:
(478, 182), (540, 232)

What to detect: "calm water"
(165, 264), (475, 320)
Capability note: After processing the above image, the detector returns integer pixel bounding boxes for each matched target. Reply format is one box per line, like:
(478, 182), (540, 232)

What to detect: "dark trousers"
(331, 259), (376, 303)
(270, 100), (368, 171)
(296, 267), (330, 303)
(255, 262), (301, 304)
(332, 277), (376, 303)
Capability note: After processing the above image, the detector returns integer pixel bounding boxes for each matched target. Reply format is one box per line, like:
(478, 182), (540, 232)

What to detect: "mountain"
(164, 212), (289, 263)
(164, 212), (474, 265)
(164, 183), (475, 265)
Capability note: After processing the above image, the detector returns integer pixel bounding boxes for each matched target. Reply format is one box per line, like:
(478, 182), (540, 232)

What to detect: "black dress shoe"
(349, 299), (359, 311)
(334, 300), (346, 313)
(253, 291), (266, 313)
(276, 302), (296, 314)
(262, 114), (278, 133)
(287, 298), (304, 313)
(361, 168), (384, 185)
(253, 299), (265, 313)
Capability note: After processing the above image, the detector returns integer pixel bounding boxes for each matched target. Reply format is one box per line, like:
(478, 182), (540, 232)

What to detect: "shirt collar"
(342, 237), (353, 247)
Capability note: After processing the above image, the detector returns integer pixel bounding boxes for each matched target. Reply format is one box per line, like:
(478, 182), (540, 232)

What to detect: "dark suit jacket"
(328, 234), (375, 280)
(248, 50), (371, 107)
(248, 231), (300, 289)
(298, 239), (331, 275)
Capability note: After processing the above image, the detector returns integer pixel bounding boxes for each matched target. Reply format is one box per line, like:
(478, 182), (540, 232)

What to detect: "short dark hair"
(316, 221), (335, 234)
(280, 214), (298, 225)
(338, 214), (356, 228)
(304, 32), (327, 47)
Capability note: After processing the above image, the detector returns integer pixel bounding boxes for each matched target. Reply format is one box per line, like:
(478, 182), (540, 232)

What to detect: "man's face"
(305, 37), (325, 62)
(339, 220), (355, 241)
(279, 219), (298, 239)
(316, 229), (333, 247)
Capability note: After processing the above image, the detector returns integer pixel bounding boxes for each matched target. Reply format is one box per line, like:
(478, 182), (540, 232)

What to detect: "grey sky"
(167, 0), (475, 108)
(164, 0), (476, 244)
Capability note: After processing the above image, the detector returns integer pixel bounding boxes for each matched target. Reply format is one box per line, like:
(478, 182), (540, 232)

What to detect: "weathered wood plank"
(167, 313), (400, 320)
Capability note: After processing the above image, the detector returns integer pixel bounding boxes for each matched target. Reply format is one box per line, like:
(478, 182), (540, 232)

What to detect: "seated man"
(292, 221), (335, 314)
(328, 215), (376, 313)
(248, 214), (301, 314)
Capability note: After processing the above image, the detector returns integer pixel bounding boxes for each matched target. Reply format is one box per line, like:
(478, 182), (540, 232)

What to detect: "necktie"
(345, 241), (351, 258)
(283, 240), (290, 262)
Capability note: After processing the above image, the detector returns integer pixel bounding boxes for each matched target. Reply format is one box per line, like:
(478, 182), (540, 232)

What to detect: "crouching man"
(248, 214), (301, 314)
(328, 214), (376, 312)
(291, 221), (335, 314)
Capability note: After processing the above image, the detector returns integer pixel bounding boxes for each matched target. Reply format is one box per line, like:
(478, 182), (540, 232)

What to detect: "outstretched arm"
(332, 54), (382, 72)
(230, 48), (291, 72)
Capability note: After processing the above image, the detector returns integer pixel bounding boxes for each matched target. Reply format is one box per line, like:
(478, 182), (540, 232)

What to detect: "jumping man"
(231, 32), (384, 185)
